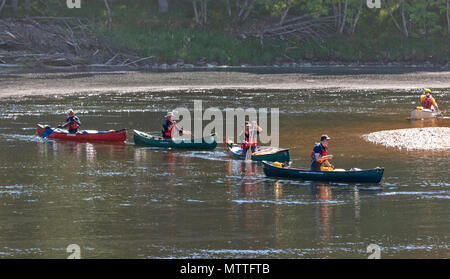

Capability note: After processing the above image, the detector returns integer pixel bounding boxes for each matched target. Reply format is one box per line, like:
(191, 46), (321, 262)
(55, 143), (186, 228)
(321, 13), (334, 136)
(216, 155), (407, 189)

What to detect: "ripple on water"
(232, 199), (344, 205)
(377, 190), (450, 199)
(0, 185), (27, 197)
(0, 134), (43, 143)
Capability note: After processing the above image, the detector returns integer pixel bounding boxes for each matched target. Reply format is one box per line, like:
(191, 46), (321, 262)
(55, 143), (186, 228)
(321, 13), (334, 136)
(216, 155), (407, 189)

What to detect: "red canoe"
(37, 124), (127, 142)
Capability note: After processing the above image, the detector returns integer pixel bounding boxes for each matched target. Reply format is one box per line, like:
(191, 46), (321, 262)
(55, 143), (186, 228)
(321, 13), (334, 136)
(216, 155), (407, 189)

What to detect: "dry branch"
(0, 18), (149, 68)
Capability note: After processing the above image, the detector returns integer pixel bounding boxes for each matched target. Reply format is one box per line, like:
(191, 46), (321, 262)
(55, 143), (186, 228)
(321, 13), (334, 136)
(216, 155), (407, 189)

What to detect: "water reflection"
(37, 140), (127, 162)
(410, 118), (439, 128)
(0, 87), (448, 258)
(273, 181), (283, 249)
(311, 183), (332, 254)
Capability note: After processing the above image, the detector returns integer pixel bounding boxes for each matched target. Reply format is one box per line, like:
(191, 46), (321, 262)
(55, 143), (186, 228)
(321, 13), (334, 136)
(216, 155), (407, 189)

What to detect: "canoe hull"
(262, 161), (384, 183)
(227, 144), (290, 162)
(37, 124), (127, 142)
(133, 130), (217, 150)
(410, 107), (438, 120)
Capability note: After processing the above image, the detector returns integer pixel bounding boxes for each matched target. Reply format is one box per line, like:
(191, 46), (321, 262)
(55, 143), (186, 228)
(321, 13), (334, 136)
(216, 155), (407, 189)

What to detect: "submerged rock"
(363, 127), (450, 151)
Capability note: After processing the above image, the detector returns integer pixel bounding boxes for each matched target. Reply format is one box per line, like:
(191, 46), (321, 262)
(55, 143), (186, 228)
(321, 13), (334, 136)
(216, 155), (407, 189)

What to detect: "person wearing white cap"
(58, 109), (81, 133)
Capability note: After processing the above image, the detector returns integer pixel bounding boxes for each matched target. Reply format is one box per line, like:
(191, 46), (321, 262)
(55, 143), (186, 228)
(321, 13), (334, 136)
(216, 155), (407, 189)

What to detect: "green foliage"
(0, 0), (449, 64)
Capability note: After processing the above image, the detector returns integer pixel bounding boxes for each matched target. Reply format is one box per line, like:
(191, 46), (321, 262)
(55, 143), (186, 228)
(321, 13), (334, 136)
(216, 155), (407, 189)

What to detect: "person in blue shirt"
(310, 135), (334, 171)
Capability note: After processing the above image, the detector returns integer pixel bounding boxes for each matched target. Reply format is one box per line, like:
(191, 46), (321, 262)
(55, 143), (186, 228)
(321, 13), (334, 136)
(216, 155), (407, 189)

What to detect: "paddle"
(41, 125), (55, 138)
(175, 125), (191, 136)
(245, 126), (254, 161)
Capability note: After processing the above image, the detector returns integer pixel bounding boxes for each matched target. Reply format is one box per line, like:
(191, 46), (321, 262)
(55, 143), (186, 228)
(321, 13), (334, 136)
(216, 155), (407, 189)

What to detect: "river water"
(0, 78), (449, 258)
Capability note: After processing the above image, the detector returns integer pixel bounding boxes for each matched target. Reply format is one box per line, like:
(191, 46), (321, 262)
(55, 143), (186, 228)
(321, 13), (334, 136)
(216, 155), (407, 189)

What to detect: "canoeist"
(310, 135), (334, 172)
(420, 89), (441, 114)
(239, 121), (262, 157)
(161, 111), (190, 139)
(58, 109), (81, 133)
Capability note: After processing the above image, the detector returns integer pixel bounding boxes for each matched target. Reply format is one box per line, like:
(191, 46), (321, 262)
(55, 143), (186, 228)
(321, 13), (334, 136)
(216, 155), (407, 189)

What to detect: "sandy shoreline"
(1, 68), (450, 99)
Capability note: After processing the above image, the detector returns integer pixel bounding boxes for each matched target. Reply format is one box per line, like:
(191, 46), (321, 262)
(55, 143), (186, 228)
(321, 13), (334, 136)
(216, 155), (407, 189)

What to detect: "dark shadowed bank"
(0, 0), (449, 70)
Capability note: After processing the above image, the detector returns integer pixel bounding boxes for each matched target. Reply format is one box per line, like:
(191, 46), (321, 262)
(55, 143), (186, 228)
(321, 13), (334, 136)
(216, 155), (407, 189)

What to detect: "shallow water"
(0, 85), (449, 258)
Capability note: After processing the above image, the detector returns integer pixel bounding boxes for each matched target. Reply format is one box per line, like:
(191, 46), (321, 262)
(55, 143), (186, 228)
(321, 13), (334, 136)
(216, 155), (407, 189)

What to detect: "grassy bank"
(1, 0), (450, 66)
(103, 24), (450, 65)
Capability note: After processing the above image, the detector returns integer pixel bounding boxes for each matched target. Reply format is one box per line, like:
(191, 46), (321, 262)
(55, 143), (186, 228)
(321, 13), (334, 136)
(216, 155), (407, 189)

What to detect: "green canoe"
(226, 139), (290, 162)
(133, 130), (217, 150)
(262, 161), (384, 183)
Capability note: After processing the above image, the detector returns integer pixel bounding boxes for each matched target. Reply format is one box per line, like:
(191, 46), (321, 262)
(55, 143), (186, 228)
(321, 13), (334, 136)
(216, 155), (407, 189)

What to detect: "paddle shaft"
(175, 124), (191, 135)
(245, 127), (258, 160)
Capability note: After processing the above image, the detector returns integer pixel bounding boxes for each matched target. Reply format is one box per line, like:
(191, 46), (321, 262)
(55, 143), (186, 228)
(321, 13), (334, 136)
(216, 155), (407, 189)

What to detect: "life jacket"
(240, 131), (257, 149)
(162, 120), (174, 138)
(67, 117), (78, 131)
(421, 97), (433, 109)
(311, 143), (327, 160)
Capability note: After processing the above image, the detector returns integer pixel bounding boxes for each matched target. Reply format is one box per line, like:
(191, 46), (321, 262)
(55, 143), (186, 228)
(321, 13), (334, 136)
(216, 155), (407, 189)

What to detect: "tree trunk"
(339, 0), (348, 34)
(383, 0), (403, 34)
(331, 0), (338, 28)
(279, 0), (291, 26)
(201, 0), (207, 25)
(401, 0), (408, 37)
(11, 0), (19, 12)
(0, 0), (6, 14)
(193, 0), (200, 24)
(158, 0), (169, 13)
(238, 0), (248, 18)
(241, 0), (254, 22)
(104, 0), (112, 28)
(447, 0), (450, 34)
(337, 0), (342, 29)
(351, 0), (363, 34)
(226, 0), (231, 17)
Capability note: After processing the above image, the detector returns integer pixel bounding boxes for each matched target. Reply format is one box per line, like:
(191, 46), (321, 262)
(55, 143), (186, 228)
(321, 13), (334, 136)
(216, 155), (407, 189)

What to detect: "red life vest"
(421, 98), (433, 109)
(162, 120), (174, 138)
(240, 132), (257, 149)
(311, 143), (327, 160)
(67, 117), (78, 131)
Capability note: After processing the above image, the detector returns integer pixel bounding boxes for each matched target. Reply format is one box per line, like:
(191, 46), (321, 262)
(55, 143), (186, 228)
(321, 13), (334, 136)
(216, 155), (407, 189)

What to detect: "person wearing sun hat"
(310, 134), (334, 171)
(58, 109), (81, 134)
(161, 111), (191, 139)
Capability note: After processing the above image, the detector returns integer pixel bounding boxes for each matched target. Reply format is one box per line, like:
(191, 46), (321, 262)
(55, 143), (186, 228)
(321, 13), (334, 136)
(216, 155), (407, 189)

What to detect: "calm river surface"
(0, 78), (449, 258)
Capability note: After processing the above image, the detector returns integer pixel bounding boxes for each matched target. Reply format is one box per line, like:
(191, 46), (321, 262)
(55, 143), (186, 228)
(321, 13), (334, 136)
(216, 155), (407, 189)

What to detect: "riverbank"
(1, 61), (450, 73)
(1, 17), (449, 71)
(1, 67), (450, 100)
